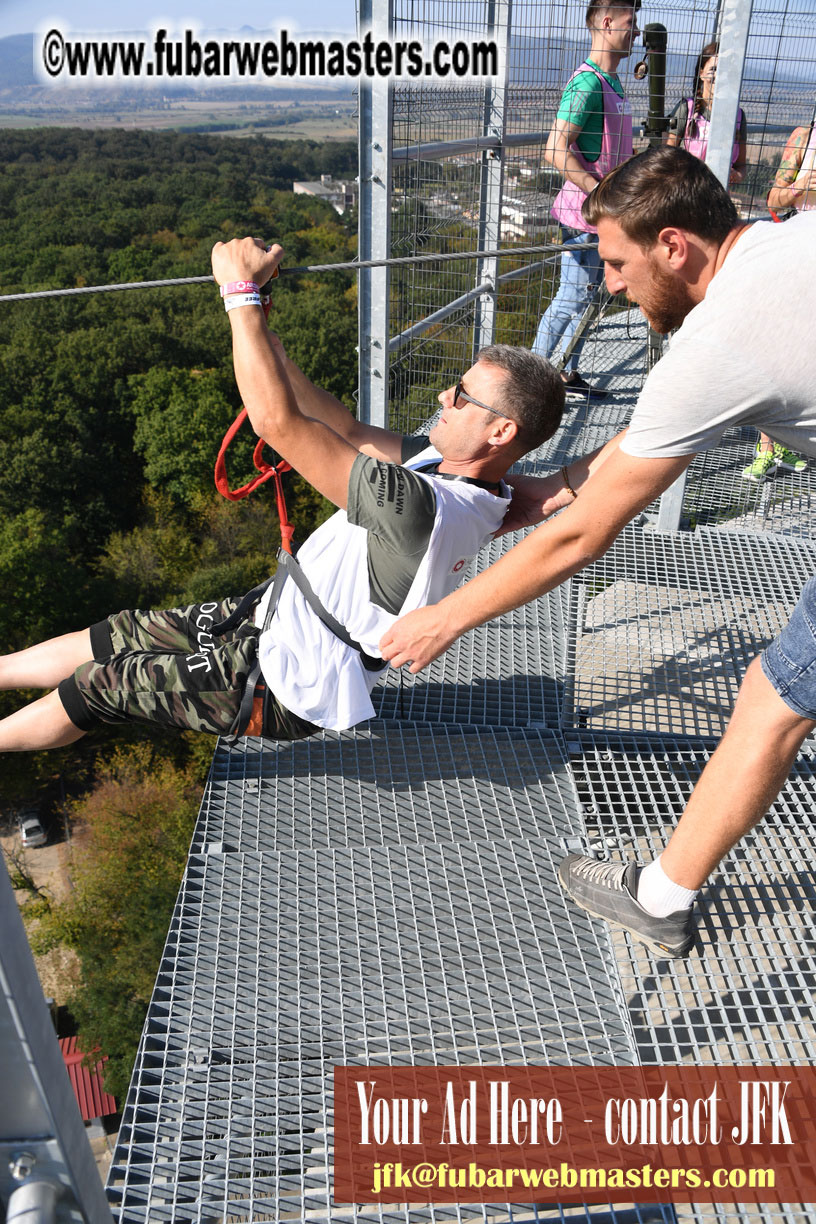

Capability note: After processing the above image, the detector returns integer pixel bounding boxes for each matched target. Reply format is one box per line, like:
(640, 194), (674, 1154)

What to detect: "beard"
(633, 257), (697, 335)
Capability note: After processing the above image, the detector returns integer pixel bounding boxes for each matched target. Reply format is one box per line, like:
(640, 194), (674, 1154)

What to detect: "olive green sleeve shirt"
(346, 449), (437, 614)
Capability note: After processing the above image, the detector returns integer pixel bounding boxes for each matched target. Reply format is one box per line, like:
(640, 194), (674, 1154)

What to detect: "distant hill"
(0, 33), (36, 89)
(1, 27), (811, 130)
(0, 31), (354, 105)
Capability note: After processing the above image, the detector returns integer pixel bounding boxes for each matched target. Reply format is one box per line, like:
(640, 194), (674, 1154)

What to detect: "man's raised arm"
(269, 337), (405, 462)
(379, 440), (694, 670)
(213, 238), (365, 509)
(211, 237), (405, 473)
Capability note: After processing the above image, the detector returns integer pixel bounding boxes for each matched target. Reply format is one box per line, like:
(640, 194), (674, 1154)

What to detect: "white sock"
(636, 856), (698, 918)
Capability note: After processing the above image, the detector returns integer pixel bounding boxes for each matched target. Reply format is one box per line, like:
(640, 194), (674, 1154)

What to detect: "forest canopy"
(2, 127), (360, 1093)
(0, 128), (358, 798)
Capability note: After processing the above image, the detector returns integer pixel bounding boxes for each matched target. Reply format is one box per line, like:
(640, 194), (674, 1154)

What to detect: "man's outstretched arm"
(213, 238), (388, 508)
(380, 443), (694, 670)
(212, 238), (405, 483)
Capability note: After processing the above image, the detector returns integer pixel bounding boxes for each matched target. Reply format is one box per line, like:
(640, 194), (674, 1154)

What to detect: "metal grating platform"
(569, 526), (816, 737)
(193, 723), (580, 855)
(374, 532), (573, 727)
(566, 731), (816, 1067)
(682, 431), (815, 538)
(108, 843), (637, 1223)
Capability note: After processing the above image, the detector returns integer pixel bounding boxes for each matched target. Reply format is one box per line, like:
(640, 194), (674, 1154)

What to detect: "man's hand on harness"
(379, 603), (462, 674)
(496, 471), (575, 535)
(211, 236), (284, 290)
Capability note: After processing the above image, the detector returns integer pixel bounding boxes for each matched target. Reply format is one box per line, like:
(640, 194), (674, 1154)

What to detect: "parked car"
(18, 815), (47, 849)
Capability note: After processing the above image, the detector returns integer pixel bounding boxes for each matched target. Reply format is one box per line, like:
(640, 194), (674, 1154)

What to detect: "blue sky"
(0, 0), (357, 38)
(3, 0), (815, 41)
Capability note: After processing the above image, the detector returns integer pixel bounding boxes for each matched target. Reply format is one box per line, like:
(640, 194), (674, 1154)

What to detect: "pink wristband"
(219, 280), (259, 298)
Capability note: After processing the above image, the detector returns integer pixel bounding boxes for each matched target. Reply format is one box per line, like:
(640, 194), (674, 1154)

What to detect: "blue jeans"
(532, 228), (603, 373)
(762, 575), (816, 719)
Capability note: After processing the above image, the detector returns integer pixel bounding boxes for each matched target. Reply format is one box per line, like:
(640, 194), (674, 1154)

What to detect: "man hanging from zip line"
(381, 146), (816, 960)
(0, 237), (564, 752)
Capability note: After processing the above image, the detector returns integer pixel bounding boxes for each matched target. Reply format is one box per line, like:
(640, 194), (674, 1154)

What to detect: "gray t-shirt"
(347, 443), (436, 614)
(621, 212), (816, 460)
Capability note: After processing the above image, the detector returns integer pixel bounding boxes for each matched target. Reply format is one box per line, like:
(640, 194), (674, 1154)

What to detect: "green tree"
(129, 365), (236, 509)
(0, 127), (358, 806)
(31, 745), (200, 1101)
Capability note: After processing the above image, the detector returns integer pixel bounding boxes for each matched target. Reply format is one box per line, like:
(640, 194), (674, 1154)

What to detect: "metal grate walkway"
(108, 308), (816, 1223)
(566, 731), (816, 1066)
(193, 725), (580, 854)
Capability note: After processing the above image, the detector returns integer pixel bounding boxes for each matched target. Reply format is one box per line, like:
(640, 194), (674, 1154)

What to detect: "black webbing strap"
(212, 545), (385, 740)
(211, 574), (277, 637)
(211, 573), (283, 739)
(225, 658), (264, 739)
(275, 549), (385, 672)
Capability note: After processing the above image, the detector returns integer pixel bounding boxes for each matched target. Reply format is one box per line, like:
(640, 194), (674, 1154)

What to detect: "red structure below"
(59, 1036), (117, 1121)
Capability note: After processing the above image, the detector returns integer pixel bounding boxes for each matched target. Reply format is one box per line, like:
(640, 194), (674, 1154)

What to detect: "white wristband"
(224, 293), (262, 312)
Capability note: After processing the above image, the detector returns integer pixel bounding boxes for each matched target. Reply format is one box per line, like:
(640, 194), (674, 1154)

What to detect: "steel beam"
(0, 863), (113, 1224)
(473, 0), (512, 355)
(357, 0), (394, 426)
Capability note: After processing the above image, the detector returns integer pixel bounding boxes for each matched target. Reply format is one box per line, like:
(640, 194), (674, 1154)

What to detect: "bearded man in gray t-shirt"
(383, 146), (816, 959)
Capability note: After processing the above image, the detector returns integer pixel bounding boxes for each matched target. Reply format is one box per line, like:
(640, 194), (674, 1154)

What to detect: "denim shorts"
(761, 575), (816, 719)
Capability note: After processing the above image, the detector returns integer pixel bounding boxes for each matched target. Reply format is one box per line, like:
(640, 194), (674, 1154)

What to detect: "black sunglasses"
(453, 380), (506, 418)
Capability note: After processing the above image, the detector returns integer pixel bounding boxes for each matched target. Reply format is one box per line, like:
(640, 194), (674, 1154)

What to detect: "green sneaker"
(741, 447), (777, 483)
(772, 444), (807, 474)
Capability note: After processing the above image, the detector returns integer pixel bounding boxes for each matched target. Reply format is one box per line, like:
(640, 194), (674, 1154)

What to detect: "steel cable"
(0, 241), (590, 303)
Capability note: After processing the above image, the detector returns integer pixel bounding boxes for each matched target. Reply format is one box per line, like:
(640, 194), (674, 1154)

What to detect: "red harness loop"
(214, 293), (296, 555)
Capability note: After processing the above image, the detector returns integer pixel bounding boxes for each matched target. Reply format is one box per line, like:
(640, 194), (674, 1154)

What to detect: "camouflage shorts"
(58, 599), (315, 739)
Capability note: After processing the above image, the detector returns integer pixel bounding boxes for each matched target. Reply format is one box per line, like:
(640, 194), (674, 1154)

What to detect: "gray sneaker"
(558, 855), (695, 959)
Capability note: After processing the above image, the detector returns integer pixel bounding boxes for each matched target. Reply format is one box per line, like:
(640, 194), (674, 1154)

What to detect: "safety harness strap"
(274, 549), (385, 672)
(210, 574), (276, 637)
(214, 550), (385, 672)
(213, 545), (384, 739)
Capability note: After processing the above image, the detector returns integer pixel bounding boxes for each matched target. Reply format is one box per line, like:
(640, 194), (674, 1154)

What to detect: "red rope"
(214, 296), (296, 554)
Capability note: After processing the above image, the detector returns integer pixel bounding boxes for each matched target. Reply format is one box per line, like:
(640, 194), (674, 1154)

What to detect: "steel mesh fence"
(107, 2), (816, 1219)
(380, 0), (816, 526)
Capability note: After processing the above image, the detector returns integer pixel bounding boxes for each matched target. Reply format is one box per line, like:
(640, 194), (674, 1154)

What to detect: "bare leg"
(0, 630), (93, 690)
(661, 657), (815, 890)
(0, 688), (86, 752)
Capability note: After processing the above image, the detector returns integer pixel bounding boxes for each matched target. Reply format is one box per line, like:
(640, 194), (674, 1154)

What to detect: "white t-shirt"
(621, 212), (816, 460)
(255, 446), (511, 731)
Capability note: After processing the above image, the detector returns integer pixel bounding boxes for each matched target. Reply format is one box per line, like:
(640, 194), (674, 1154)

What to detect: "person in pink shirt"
(666, 41), (746, 185)
(532, 0), (640, 403)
